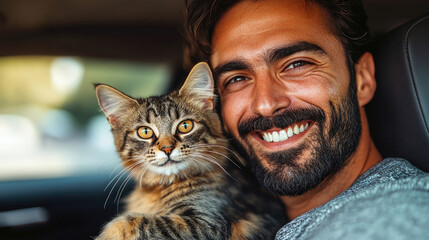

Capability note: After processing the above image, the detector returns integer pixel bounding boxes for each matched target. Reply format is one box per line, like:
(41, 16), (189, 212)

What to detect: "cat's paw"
(96, 213), (142, 240)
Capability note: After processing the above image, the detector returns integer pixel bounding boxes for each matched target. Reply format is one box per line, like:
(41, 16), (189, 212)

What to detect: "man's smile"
(247, 121), (315, 150)
(260, 121), (310, 143)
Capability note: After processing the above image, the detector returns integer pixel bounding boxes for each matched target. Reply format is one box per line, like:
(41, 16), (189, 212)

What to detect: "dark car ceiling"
(0, 0), (187, 63)
(0, 0), (184, 32)
(364, 0), (429, 35)
(0, 0), (428, 62)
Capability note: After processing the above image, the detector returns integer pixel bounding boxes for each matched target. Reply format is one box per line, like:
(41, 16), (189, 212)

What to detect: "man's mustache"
(238, 107), (326, 137)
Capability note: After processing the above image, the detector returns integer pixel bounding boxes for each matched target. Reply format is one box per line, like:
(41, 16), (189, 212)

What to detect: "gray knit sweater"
(275, 158), (429, 240)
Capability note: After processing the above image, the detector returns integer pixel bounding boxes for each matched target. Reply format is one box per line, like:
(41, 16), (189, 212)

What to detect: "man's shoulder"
(276, 158), (429, 240)
(303, 174), (429, 240)
(356, 158), (427, 184)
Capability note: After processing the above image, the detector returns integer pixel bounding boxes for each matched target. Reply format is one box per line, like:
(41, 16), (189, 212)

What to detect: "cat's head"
(95, 62), (230, 185)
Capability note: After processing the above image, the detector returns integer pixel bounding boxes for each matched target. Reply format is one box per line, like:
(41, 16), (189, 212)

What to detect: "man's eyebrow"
(212, 60), (250, 80)
(212, 42), (326, 80)
(268, 41), (327, 64)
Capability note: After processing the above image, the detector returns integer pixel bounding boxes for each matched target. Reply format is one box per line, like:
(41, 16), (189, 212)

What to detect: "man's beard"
(235, 79), (362, 196)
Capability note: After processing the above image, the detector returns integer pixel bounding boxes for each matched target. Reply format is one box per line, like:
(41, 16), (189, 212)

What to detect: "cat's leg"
(96, 212), (228, 240)
(96, 213), (141, 240)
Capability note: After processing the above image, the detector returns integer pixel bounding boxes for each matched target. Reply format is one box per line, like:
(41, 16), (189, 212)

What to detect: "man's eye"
(225, 76), (249, 87)
(284, 60), (311, 71)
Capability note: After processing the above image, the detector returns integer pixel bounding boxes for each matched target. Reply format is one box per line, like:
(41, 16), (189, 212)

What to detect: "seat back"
(367, 14), (429, 172)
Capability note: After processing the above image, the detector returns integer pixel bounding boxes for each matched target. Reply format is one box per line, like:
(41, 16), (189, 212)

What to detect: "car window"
(0, 56), (172, 181)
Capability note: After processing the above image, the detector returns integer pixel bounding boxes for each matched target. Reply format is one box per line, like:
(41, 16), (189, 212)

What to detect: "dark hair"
(183, 0), (371, 70)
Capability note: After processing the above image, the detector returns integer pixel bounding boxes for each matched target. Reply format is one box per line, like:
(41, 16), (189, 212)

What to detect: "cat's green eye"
(177, 120), (194, 134)
(137, 126), (154, 139)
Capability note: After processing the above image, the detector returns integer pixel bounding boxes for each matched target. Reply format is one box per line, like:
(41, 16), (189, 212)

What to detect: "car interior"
(367, 14), (429, 172)
(0, 0), (428, 239)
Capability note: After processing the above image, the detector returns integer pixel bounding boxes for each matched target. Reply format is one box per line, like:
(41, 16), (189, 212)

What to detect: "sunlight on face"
(211, 0), (359, 195)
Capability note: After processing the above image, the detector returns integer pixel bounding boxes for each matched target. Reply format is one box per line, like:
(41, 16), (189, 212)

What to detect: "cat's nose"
(161, 145), (174, 155)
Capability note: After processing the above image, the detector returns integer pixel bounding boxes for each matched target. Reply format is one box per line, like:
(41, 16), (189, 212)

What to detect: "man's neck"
(280, 132), (382, 220)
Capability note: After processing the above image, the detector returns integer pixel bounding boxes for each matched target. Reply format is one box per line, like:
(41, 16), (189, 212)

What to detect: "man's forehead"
(210, 0), (335, 67)
(211, 0), (327, 37)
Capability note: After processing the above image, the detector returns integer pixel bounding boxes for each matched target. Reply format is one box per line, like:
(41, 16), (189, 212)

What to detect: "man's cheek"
(221, 108), (235, 136)
(221, 98), (237, 132)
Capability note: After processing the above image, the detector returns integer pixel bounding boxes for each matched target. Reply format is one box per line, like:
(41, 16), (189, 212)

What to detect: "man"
(184, 0), (429, 239)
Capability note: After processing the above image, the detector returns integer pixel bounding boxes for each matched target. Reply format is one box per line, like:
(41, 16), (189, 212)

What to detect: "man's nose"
(251, 73), (291, 117)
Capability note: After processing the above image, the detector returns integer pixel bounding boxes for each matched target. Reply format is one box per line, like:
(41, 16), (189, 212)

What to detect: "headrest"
(367, 14), (429, 172)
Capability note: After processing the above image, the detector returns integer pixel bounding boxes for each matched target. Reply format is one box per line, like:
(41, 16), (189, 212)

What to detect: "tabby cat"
(94, 62), (286, 240)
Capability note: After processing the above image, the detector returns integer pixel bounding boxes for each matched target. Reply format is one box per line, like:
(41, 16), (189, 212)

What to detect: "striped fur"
(95, 63), (286, 240)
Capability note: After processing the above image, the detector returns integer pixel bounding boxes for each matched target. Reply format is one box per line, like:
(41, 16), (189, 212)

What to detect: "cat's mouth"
(157, 158), (181, 167)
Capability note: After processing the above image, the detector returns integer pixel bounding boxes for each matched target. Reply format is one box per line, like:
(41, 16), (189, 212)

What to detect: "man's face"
(210, 0), (362, 195)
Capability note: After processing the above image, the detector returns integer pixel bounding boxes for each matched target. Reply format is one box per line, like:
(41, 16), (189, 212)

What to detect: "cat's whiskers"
(195, 149), (242, 169)
(191, 143), (245, 166)
(104, 157), (141, 192)
(187, 157), (204, 172)
(115, 162), (141, 200)
(219, 137), (237, 141)
(190, 152), (237, 181)
(188, 157), (216, 179)
(104, 160), (141, 209)
(192, 143), (243, 160)
(104, 162), (135, 194)
(114, 171), (135, 211)
(137, 163), (153, 192)
(107, 158), (135, 181)
(113, 157), (154, 209)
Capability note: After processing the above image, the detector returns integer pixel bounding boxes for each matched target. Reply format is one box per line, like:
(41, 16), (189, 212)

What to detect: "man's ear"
(355, 52), (377, 107)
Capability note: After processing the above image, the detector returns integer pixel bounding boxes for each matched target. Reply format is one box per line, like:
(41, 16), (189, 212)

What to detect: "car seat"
(367, 14), (429, 172)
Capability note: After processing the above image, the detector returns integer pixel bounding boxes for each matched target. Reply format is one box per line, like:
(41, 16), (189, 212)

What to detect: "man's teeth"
(262, 123), (309, 143)
(293, 125), (300, 135)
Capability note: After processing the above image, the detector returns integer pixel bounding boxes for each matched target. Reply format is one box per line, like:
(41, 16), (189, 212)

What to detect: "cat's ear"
(95, 84), (138, 129)
(179, 62), (215, 111)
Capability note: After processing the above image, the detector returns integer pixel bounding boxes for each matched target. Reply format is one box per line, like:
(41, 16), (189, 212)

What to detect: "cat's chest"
(125, 188), (166, 215)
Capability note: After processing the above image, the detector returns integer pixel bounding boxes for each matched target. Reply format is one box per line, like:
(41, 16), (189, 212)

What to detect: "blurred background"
(0, 56), (171, 180)
(0, 0), (428, 181)
(0, 0), (428, 239)
(0, 0), (186, 181)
